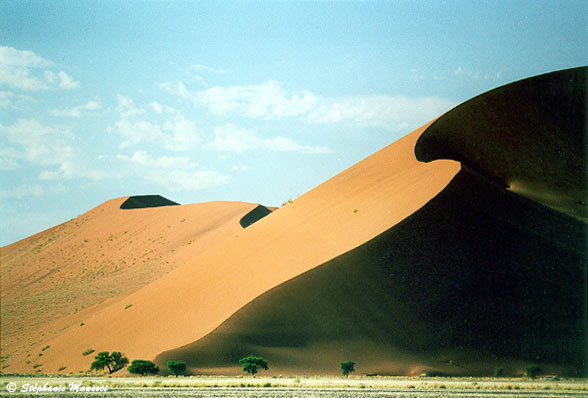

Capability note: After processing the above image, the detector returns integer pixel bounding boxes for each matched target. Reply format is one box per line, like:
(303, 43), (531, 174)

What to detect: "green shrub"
(340, 361), (355, 377)
(128, 359), (159, 376)
(82, 348), (94, 356)
(494, 366), (504, 377)
(525, 364), (541, 379)
(239, 356), (268, 376)
(167, 360), (186, 376)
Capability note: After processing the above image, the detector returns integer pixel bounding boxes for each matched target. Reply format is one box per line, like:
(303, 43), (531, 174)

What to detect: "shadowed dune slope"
(0, 198), (262, 370)
(8, 124), (459, 374)
(157, 167), (586, 377)
(416, 66), (587, 219)
(119, 195), (179, 209)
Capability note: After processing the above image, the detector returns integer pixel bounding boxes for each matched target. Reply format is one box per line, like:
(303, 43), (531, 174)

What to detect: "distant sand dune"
(1, 198), (263, 372)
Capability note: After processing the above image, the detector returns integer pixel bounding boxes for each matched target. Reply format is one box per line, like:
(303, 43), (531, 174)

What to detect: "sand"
(1, 67), (585, 378)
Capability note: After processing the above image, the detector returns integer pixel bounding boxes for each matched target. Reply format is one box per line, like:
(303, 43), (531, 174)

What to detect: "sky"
(1, 1), (587, 246)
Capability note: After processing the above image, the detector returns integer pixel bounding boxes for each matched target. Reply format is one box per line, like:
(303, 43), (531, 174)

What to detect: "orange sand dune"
(154, 68), (586, 377)
(1, 198), (267, 371)
(4, 67), (584, 378)
(3, 122), (460, 374)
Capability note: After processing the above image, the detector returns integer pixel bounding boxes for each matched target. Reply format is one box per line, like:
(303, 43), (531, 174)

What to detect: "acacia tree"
(90, 352), (113, 373)
(167, 360), (187, 376)
(90, 351), (128, 374)
(128, 359), (159, 376)
(340, 361), (355, 377)
(239, 356), (268, 376)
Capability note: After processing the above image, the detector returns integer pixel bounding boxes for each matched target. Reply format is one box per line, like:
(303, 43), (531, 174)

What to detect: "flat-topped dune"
(119, 195), (179, 209)
(1, 198), (267, 371)
(4, 123), (460, 374)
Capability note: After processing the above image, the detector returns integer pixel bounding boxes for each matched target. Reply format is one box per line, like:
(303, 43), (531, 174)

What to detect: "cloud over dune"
(0, 46), (79, 91)
(161, 79), (455, 132)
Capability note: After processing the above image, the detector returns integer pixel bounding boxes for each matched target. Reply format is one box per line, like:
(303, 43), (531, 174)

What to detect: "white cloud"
(0, 90), (32, 108)
(198, 81), (318, 119)
(162, 115), (200, 151)
(38, 160), (107, 181)
(119, 150), (197, 170)
(0, 118), (74, 166)
(0, 47), (79, 91)
(56, 71), (80, 89)
(161, 80), (319, 119)
(161, 80), (454, 132)
(111, 95), (200, 151)
(117, 150), (229, 191)
(113, 118), (163, 148)
(150, 101), (177, 114)
(0, 46), (51, 68)
(159, 80), (192, 100)
(209, 124), (332, 154)
(51, 100), (100, 117)
(117, 94), (145, 118)
(306, 95), (455, 131)
(0, 66), (49, 91)
(0, 118), (104, 181)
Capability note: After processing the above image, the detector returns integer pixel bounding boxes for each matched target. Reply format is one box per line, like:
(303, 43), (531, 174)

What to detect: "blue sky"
(1, 1), (587, 245)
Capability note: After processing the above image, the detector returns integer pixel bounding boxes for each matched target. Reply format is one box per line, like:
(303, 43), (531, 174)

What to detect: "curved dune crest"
(416, 66), (587, 219)
(6, 123), (459, 374)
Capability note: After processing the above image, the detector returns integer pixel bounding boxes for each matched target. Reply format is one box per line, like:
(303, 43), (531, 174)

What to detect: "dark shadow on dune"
(120, 195), (179, 210)
(416, 66), (587, 219)
(156, 167), (587, 376)
(239, 205), (273, 228)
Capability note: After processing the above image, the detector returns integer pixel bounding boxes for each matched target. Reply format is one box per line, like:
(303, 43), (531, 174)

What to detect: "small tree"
(340, 360), (355, 377)
(110, 352), (129, 372)
(524, 364), (541, 379)
(89, 351), (128, 374)
(90, 352), (113, 373)
(239, 356), (268, 376)
(167, 360), (187, 376)
(128, 359), (159, 376)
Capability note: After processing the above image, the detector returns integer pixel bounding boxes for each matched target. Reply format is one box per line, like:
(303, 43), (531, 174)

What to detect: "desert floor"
(1, 375), (587, 397)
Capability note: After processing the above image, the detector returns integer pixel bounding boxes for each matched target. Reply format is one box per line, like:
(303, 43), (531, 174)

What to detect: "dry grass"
(1, 375), (586, 392)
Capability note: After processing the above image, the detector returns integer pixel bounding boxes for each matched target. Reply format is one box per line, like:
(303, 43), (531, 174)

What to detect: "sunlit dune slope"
(159, 167), (585, 377)
(8, 123), (460, 374)
(0, 198), (265, 370)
